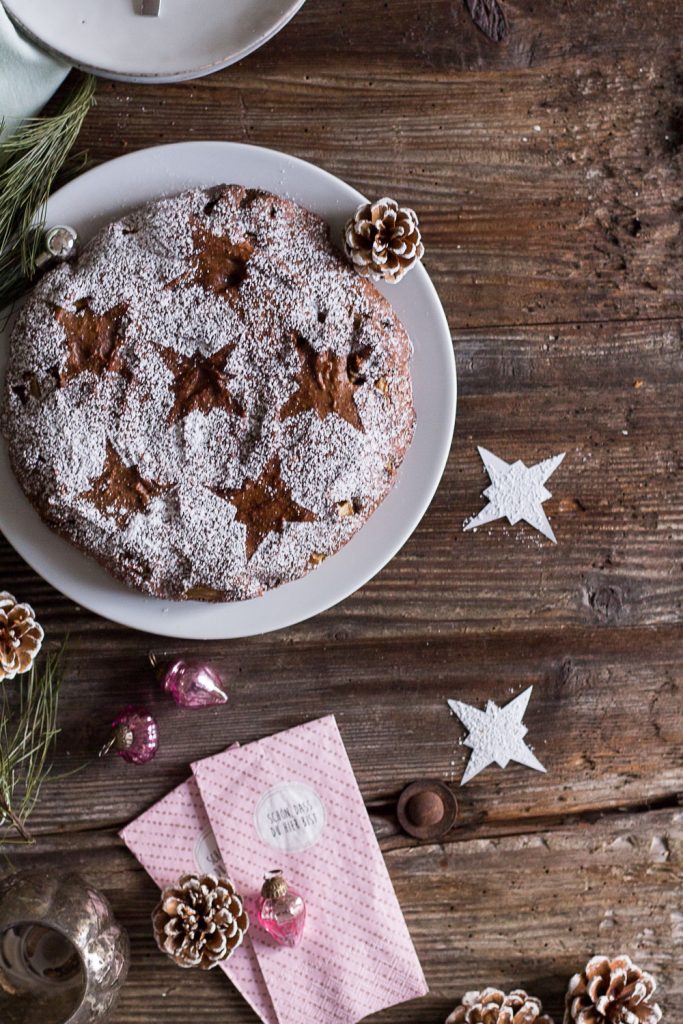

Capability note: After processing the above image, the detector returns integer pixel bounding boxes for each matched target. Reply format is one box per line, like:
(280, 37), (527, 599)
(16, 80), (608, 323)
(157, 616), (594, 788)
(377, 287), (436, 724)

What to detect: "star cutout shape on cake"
(79, 442), (172, 526)
(280, 333), (369, 433)
(53, 300), (130, 385)
(168, 220), (254, 299)
(158, 343), (244, 424)
(464, 447), (566, 543)
(447, 687), (546, 785)
(216, 456), (315, 560)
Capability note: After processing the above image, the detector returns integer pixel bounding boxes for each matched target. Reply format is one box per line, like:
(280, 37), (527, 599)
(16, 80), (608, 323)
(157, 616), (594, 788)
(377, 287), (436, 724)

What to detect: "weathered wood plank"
(251, 0), (683, 72)
(0, 622), (677, 839)
(3, 808), (680, 1023)
(70, 6), (683, 330)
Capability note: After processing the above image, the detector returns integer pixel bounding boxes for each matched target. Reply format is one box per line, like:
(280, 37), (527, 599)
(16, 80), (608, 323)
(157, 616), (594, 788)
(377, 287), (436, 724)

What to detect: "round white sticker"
(193, 824), (227, 875)
(254, 781), (326, 853)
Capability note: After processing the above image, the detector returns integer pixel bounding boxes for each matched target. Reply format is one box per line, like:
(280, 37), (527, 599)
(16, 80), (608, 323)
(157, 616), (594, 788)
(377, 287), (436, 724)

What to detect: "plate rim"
(0, 141), (456, 638)
(3, 0), (307, 83)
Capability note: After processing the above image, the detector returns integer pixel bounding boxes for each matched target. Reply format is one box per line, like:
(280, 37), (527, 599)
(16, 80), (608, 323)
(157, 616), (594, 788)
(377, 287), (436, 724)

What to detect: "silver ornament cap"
(35, 225), (79, 270)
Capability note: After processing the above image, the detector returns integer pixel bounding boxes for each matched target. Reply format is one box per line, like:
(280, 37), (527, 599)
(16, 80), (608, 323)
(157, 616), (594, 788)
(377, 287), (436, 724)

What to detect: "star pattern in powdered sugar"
(8, 185), (415, 603)
(53, 300), (130, 385)
(168, 220), (254, 299)
(280, 333), (370, 433)
(215, 456), (315, 560)
(158, 343), (244, 425)
(79, 442), (172, 526)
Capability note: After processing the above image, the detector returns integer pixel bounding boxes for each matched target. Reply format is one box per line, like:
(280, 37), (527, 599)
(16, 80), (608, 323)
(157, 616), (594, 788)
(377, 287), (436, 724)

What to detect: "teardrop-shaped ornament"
(157, 657), (228, 708)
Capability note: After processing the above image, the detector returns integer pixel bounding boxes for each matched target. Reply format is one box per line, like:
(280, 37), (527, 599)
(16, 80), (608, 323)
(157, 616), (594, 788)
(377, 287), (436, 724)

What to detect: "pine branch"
(0, 794), (32, 843)
(0, 648), (65, 845)
(0, 75), (96, 309)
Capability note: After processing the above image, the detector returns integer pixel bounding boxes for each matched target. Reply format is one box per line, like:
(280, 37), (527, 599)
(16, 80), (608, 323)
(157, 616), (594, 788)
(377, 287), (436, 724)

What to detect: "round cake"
(1, 185), (415, 601)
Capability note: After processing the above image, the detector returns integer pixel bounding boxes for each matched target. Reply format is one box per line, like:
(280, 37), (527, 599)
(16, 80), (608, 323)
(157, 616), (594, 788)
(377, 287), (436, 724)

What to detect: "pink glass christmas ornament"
(157, 657), (228, 708)
(100, 706), (159, 764)
(256, 871), (306, 948)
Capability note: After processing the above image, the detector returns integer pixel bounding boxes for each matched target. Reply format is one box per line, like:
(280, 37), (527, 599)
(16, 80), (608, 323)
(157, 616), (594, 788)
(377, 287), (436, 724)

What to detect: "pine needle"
(0, 648), (65, 845)
(0, 75), (96, 309)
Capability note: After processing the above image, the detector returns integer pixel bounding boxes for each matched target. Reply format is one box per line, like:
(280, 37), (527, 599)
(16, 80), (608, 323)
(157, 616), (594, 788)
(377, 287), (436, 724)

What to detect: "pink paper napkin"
(192, 715), (428, 1024)
(119, 775), (277, 1024)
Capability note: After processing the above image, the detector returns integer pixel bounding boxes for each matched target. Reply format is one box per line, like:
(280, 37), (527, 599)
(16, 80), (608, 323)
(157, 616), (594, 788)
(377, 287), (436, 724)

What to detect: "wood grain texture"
(5, 809), (681, 1022)
(2, 0), (683, 1021)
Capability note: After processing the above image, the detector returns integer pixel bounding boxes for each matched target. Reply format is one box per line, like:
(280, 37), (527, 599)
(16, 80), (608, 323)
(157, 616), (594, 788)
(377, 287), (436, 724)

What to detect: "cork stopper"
(113, 723), (135, 752)
(261, 871), (288, 901)
(99, 722), (133, 757)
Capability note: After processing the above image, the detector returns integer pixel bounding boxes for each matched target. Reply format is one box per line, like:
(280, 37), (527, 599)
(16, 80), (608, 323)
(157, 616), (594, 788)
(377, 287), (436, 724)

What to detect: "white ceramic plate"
(3, 0), (306, 83)
(0, 142), (456, 639)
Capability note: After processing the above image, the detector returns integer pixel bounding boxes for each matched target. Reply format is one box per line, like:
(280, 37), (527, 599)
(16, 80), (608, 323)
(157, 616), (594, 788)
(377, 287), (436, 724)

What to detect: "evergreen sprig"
(0, 75), (96, 309)
(0, 648), (65, 845)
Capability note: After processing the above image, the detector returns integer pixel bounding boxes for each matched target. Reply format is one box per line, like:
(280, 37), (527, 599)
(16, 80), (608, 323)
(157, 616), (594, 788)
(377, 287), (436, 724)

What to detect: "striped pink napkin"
(192, 715), (427, 1024)
(121, 716), (427, 1022)
(120, 774), (277, 1024)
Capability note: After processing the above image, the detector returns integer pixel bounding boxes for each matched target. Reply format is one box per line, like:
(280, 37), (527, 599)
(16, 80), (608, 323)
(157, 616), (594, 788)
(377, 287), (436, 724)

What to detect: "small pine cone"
(447, 987), (555, 1024)
(152, 874), (249, 970)
(0, 591), (44, 682)
(343, 197), (424, 283)
(564, 955), (662, 1024)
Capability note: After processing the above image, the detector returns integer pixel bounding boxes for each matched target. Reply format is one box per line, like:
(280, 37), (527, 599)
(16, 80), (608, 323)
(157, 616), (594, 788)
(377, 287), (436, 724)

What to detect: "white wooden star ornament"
(447, 686), (546, 785)
(464, 447), (566, 543)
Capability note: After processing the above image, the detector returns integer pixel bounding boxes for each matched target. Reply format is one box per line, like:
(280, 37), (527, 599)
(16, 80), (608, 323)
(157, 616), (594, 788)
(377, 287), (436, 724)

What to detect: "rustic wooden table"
(4, 1), (683, 1021)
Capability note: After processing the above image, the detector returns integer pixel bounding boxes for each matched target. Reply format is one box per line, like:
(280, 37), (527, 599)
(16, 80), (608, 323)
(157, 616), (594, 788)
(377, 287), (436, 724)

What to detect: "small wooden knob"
(397, 780), (458, 840)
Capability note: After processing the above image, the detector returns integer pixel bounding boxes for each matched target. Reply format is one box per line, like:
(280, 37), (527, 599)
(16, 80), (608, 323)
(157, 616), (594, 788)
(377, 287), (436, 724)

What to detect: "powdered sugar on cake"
(1, 185), (415, 601)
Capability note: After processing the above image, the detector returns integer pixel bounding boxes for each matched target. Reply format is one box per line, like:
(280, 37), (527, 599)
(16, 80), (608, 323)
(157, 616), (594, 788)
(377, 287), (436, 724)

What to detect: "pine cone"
(447, 987), (555, 1024)
(343, 197), (424, 283)
(152, 874), (249, 970)
(0, 591), (44, 682)
(564, 955), (662, 1024)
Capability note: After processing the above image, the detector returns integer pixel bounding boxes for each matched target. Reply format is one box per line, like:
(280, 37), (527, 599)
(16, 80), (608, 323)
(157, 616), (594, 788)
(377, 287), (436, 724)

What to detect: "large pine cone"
(0, 591), (44, 682)
(564, 956), (662, 1024)
(152, 874), (249, 970)
(343, 197), (424, 283)
(447, 988), (555, 1024)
